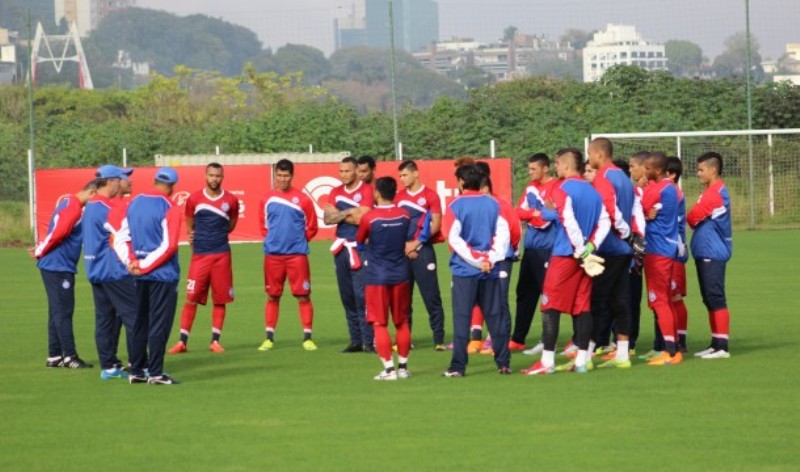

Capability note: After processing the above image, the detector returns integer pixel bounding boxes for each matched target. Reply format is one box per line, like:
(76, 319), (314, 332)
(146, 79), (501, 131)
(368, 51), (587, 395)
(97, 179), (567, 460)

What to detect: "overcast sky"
(135, 0), (799, 59)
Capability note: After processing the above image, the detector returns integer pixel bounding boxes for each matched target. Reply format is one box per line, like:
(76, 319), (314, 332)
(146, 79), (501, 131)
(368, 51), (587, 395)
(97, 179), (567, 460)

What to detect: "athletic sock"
(541, 350), (555, 367)
(265, 299), (279, 332)
(266, 328), (275, 342)
(179, 303), (198, 339)
(179, 329), (189, 345)
(374, 324), (393, 361)
(712, 308), (730, 352)
(303, 330), (312, 341)
(395, 322), (411, 358)
(398, 356), (408, 369)
(615, 340), (630, 361)
(587, 341), (596, 359)
(575, 349), (587, 368)
(470, 306), (484, 328)
(211, 329), (221, 343)
(298, 299), (313, 331)
(211, 304), (225, 342)
(470, 327), (483, 341)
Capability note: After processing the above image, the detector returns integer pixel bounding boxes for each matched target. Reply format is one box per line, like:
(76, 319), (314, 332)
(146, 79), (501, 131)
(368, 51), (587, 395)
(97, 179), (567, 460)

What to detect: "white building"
(55, 0), (134, 37)
(582, 24), (667, 82)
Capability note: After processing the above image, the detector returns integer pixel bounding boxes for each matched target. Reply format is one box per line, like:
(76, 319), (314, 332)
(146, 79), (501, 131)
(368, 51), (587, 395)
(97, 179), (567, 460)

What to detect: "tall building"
(54, 0), (135, 37)
(334, 2), (367, 50)
(582, 24), (667, 82)
(363, 0), (439, 52)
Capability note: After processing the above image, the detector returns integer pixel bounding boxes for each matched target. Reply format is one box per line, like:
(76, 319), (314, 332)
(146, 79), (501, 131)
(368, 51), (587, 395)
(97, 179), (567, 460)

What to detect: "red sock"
(471, 306), (484, 327)
(211, 304), (226, 332)
(180, 303), (198, 333)
(708, 310), (718, 334)
(265, 299), (280, 330)
(654, 304), (676, 343)
(712, 308), (730, 338)
(395, 321), (411, 358)
(673, 300), (687, 334)
(373, 324), (392, 361)
(298, 300), (313, 331)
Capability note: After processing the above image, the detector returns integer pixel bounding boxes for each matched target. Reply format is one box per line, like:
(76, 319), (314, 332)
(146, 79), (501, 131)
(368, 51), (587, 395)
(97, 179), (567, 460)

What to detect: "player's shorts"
(365, 282), (411, 326)
(670, 260), (687, 298)
(264, 254), (311, 298)
(541, 256), (592, 315)
(644, 254), (675, 309)
(186, 252), (234, 305)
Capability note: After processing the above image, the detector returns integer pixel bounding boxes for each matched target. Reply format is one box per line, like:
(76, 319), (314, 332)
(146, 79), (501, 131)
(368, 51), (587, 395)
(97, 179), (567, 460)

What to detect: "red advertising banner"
(35, 159), (512, 243)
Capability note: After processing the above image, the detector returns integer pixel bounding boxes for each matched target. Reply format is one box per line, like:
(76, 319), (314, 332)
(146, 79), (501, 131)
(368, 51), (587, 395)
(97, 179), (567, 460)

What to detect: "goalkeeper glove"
(581, 253), (606, 277)
(627, 234), (646, 258)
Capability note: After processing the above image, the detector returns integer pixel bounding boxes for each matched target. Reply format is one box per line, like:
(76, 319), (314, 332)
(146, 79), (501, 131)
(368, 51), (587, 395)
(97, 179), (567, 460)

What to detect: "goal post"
(589, 129), (800, 230)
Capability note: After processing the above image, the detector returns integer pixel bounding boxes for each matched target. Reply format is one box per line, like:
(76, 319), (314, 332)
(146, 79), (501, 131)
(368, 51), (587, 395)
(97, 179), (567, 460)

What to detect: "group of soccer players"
(31, 138), (733, 383)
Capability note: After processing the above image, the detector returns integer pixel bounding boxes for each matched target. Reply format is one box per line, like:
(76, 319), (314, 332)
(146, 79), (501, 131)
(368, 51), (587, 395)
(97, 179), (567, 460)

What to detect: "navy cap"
(95, 164), (124, 179)
(155, 167), (178, 184)
(121, 168), (134, 179)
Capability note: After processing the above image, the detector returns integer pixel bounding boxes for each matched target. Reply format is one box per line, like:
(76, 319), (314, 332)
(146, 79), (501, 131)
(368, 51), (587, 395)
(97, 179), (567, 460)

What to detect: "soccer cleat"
(601, 350), (617, 361)
(467, 340), (483, 354)
(639, 350), (662, 360)
(574, 363), (589, 373)
(508, 340), (526, 351)
(374, 370), (398, 381)
(586, 359), (595, 371)
(46, 356), (64, 368)
(559, 340), (577, 356)
(555, 360), (574, 372)
(648, 351), (683, 366)
(340, 343), (363, 353)
(257, 339), (274, 351)
(520, 361), (555, 375)
(565, 349), (578, 359)
(168, 341), (187, 355)
(147, 374), (180, 385)
(498, 366), (513, 375)
(433, 344), (447, 352)
(363, 344), (376, 354)
(445, 342), (454, 350)
(302, 339), (318, 351)
(701, 349), (730, 359)
(479, 346), (494, 355)
(113, 362), (128, 373)
(442, 369), (465, 378)
(598, 358), (632, 369)
(63, 356), (93, 369)
(100, 368), (128, 380)
(522, 342), (545, 356)
(694, 347), (716, 358)
(397, 368), (412, 379)
(128, 374), (148, 384)
(209, 341), (225, 353)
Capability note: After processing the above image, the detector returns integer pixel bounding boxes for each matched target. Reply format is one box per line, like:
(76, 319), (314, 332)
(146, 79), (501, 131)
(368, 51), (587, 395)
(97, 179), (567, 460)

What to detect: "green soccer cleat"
(638, 350), (662, 360)
(302, 339), (318, 351)
(258, 339), (274, 351)
(598, 358), (632, 369)
(555, 360), (574, 372)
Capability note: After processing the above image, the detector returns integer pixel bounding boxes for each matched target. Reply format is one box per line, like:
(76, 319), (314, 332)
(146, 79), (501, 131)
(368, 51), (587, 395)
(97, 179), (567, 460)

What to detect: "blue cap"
(95, 164), (124, 179)
(121, 168), (134, 179)
(155, 167), (178, 184)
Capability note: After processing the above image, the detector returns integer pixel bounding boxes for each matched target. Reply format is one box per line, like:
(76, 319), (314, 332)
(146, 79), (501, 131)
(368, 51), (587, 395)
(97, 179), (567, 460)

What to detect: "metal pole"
(490, 140), (496, 158)
(28, 150), (37, 242)
(389, 0), (400, 160)
(768, 134), (774, 217)
(122, 148), (127, 167)
(745, 0), (756, 229)
(309, 144), (313, 154)
(26, 11), (36, 243)
(397, 142), (403, 161)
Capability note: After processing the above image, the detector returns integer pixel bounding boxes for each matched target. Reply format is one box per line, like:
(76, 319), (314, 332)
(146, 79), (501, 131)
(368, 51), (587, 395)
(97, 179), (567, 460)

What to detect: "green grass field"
(2, 232), (799, 471)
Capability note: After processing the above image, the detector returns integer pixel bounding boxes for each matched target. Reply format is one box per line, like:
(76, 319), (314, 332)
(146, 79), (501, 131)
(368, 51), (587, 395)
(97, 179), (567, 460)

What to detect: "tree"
(503, 25), (518, 42)
(560, 29), (594, 50)
(713, 32), (763, 80)
(664, 40), (704, 77)
(266, 44), (331, 85)
(446, 66), (495, 89)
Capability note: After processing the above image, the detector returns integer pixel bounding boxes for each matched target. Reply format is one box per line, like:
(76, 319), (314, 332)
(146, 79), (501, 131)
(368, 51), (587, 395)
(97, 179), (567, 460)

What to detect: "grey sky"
(135, 0), (799, 59)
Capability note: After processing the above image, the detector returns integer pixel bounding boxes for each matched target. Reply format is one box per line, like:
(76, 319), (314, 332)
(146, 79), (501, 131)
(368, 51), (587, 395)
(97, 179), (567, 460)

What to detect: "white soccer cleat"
(523, 342), (545, 356)
(397, 368), (412, 379)
(701, 350), (730, 360)
(374, 370), (398, 381)
(694, 347), (716, 358)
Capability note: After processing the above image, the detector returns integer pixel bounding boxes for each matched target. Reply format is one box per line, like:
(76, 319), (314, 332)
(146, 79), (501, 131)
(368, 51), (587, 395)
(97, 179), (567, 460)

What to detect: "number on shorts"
(186, 279), (196, 292)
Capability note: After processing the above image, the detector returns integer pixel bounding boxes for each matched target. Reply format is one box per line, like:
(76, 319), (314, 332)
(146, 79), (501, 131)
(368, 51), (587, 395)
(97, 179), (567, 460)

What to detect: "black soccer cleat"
(147, 374), (180, 385)
(62, 356), (94, 369)
(46, 356), (64, 368)
(128, 374), (148, 384)
(362, 344), (376, 354)
(340, 343), (363, 353)
(498, 366), (513, 375)
(442, 369), (465, 378)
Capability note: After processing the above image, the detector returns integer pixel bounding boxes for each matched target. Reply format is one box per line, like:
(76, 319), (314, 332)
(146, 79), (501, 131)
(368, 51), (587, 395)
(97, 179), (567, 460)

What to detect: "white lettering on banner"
(303, 175), (342, 229)
(435, 180), (454, 211)
(171, 191), (191, 207)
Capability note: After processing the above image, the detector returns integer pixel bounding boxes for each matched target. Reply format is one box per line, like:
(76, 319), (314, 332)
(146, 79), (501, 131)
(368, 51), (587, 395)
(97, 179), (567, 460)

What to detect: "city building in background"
(334, 3), (367, 50)
(54, 0), (135, 37)
(336, 0), (439, 52)
(582, 24), (667, 82)
(0, 28), (19, 86)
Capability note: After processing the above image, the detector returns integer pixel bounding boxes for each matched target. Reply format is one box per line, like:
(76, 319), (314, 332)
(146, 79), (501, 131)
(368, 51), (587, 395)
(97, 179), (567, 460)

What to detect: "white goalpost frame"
(590, 128), (800, 226)
(28, 149), (37, 243)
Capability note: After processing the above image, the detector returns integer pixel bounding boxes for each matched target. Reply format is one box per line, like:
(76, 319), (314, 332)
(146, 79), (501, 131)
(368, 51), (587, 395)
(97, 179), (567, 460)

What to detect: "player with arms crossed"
(521, 148), (610, 375)
(357, 177), (412, 380)
(169, 163), (239, 355)
(666, 157), (690, 352)
(31, 181), (97, 369)
(257, 159), (319, 351)
(687, 152), (733, 359)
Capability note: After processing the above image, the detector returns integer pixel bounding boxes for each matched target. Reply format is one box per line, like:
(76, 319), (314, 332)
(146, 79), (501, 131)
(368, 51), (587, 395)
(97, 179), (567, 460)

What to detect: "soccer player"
(357, 155), (376, 185)
(31, 181), (97, 369)
(168, 163), (239, 355)
(586, 138), (639, 369)
(324, 157), (375, 353)
(641, 152), (683, 366)
(687, 152), (732, 359)
(395, 160), (446, 350)
(356, 177), (412, 380)
(257, 159), (319, 351)
(521, 148), (610, 375)
(83, 165), (139, 381)
(442, 164), (511, 377)
(513, 153), (559, 355)
(117, 167), (183, 385)
(666, 156), (690, 352)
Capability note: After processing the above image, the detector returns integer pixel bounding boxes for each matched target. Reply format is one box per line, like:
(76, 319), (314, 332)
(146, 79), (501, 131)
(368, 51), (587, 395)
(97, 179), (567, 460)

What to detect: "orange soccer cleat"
(467, 340), (483, 354)
(209, 341), (225, 353)
(647, 351), (683, 366)
(168, 341), (187, 355)
(508, 340), (526, 351)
